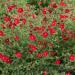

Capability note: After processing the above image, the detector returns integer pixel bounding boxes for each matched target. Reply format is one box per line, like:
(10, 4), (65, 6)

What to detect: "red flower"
(17, 8), (23, 13)
(49, 28), (56, 35)
(55, 59), (61, 65)
(49, 42), (54, 48)
(61, 34), (69, 41)
(66, 71), (71, 75)
(28, 50), (33, 54)
(42, 51), (48, 57)
(50, 51), (57, 56)
(1, 55), (12, 64)
(0, 30), (5, 36)
(22, 18), (26, 24)
(38, 1), (42, 5)
(48, 9), (52, 14)
(72, 17), (75, 21)
(52, 3), (58, 8)
(60, 1), (67, 7)
(42, 7), (47, 15)
(59, 23), (65, 31)
(1, 24), (6, 29)
(42, 32), (48, 38)
(43, 70), (47, 75)
(60, 14), (68, 19)
(15, 52), (22, 58)
(14, 36), (19, 41)
(29, 34), (36, 41)
(40, 26), (45, 31)
(69, 54), (74, 61)
(4, 16), (10, 22)
(7, 4), (16, 12)
(4, 38), (10, 44)
(51, 20), (57, 26)
(28, 44), (37, 51)
(14, 18), (19, 25)
(36, 53), (42, 58)
(64, 9), (70, 13)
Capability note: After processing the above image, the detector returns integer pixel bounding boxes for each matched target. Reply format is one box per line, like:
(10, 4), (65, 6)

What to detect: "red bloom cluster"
(7, 4), (16, 12)
(0, 53), (12, 64)
(28, 44), (37, 51)
(0, 30), (5, 36)
(4, 16), (10, 22)
(60, 1), (67, 7)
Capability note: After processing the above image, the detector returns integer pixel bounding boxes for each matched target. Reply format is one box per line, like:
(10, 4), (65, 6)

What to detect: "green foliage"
(27, 0), (51, 10)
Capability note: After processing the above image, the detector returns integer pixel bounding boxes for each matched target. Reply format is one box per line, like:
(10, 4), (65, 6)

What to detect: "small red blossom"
(38, 1), (42, 5)
(4, 38), (10, 44)
(42, 51), (48, 57)
(28, 44), (37, 51)
(48, 3), (52, 7)
(4, 16), (10, 22)
(49, 28), (56, 35)
(50, 51), (57, 56)
(36, 53), (42, 58)
(60, 1), (67, 7)
(14, 18), (19, 25)
(60, 14), (68, 19)
(60, 23), (65, 31)
(48, 9), (52, 14)
(7, 4), (16, 12)
(40, 26), (45, 31)
(1, 24), (6, 29)
(42, 7), (47, 15)
(42, 32), (48, 38)
(34, 26), (40, 31)
(52, 3), (58, 8)
(0, 30), (5, 36)
(55, 59), (61, 65)
(29, 34), (36, 41)
(1, 55), (12, 64)
(28, 50), (33, 54)
(15, 52), (22, 58)
(0, 53), (3, 59)
(38, 40), (42, 45)
(69, 54), (74, 61)
(17, 8), (23, 13)
(66, 71), (71, 75)
(43, 70), (47, 75)
(65, 9), (70, 13)
(11, 25), (15, 30)
(51, 20), (57, 26)
(14, 36), (20, 41)
(22, 18), (26, 24)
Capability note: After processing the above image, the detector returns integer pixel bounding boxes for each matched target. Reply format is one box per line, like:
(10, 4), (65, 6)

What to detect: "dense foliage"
(0, 0), (75, 75)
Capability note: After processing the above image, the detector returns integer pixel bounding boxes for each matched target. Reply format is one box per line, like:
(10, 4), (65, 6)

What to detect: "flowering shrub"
(0, 0), (75, 75)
